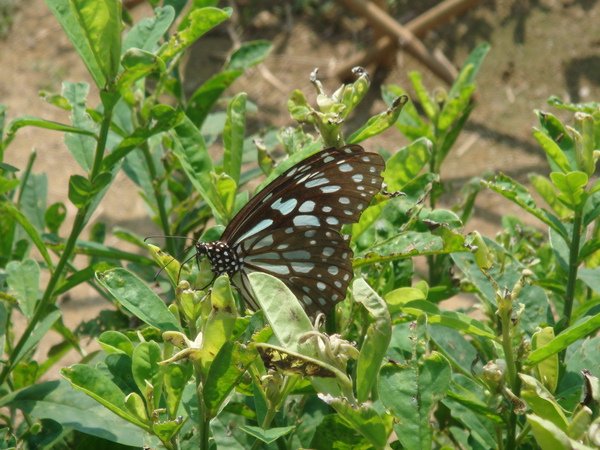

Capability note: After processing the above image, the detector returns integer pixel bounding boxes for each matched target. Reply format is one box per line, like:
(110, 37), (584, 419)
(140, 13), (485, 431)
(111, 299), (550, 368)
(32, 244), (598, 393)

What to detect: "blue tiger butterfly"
(195, 144), (384, 315)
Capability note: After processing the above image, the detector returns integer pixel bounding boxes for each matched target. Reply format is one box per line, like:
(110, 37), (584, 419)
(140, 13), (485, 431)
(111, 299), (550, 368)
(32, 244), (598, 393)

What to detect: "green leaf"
(520, 374), (568, 430)
(68, 172), (112, 208)
(171, 117), (227, 224)
(160, 7), (231, 61)
(319, 395), (393, 449)
(98, 330), (134, 356)
(347, 95), (408, 143)
(526, 313), (600, 365)
(549, 171), (588, 208)
(354, 228), (469, 268)
(6, 259), (40, 318)
(0, 379), (145, 446)
(533, 129), (573, 173)
(117, 49), (166, 103)
(185, 70), (242, 127)
(223, 93), (247, 185)
(44, 202), (67, 234)
(63, 82), (96, 171)
(0, 176), (19, 195)
(353, 278), (391, 403)
(484, 173), (568, 239)
(527, 414), (578, 450)
(203, 342), (256, 418)
(239, 425), (295, 444)
(532, 327), (559, 393)
(530, 174), (571, 219)
(247, 272), (312, 352)
(226, 40), (272, 70)
(408, 71), (437, 120)
(96, 268), (181, 331)
(0, 201), (54, 270)
(132, 341), (163, 408)
(447, 42), (490, 98)
(14, 308), (62, 371)
(200, 275), (238, 372)
(70, 0), (122, 83)
(122, 5), (174, 52)
(62, 364), (149, 430)
(379, 353), (451, 449)
(383, 137), (431, 191)
(164, 362), (192, 418)
(46, 0), (106, 87)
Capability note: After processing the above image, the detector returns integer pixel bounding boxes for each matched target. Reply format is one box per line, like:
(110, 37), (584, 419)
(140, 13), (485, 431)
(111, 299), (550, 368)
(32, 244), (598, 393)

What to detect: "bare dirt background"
(1, 0), (600, 363)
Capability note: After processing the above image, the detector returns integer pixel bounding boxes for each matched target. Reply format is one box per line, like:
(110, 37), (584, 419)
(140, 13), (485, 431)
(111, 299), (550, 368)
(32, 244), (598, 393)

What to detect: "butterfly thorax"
(195, 241), (242, 276)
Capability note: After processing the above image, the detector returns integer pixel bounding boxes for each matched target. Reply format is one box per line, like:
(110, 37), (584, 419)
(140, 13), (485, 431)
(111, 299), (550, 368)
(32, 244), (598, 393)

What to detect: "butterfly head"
(195, 241), (242, 277)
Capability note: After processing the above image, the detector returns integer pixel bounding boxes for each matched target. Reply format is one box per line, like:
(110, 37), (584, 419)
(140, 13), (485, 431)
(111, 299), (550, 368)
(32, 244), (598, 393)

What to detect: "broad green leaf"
(125, 392), (148, 423)
(164, 362), (192, 418)
(438, 81), (475, 132)
(122, 5), (174, 52)
(117, 49), (167, 103)
(239, 425), (295, 444)
(46, 0), (106, 87)
(0, 203), (53, 268)
(550, 171), (588, 208)
(6, 259), (40, 318)
(70, 0), (122, 83)
(574, 112), (595, 176)
(578, 267), (600, 292)
(45, 202), (67, 234)
(532, 327), (559, 393)
(527, 414), (579, 450)
(447, 42), (490, 98)
(526, 314), (600, 365)
(319, 395), (393, 449)
(96, 267), (181, 331)
(226, 40), (272, 70)
(0, 176), (19, 195)
(347, 95), (408, 143)
(62, 364), (149, 430)
(537, 111), (577, 171)
(18, 172), (47, 232)
(533, 129), (573, 173)
(98, 331), (134, 356)
(214, 172), (237, 220)
(354, 228), (468, 268)
(382, 137), (431, 191)
(429, 326), (478, 375)
(132, 341), (163, 408)
(13, 308), (62, 369)
(379, 353), (451, 449)
(408, 71), (438, 120)
(353, 278), (391, 403)
(309, 414), (371, 449)
(530, 174), (571, 219)
(68, 172), (112, 208)
(484, 173), (568, 239)
(53, 265), (96, 296)
(204, 341), (257, 418)
(0, 379), (145, 446)
(248, 272), (312, 352)
(201, 275), (238, 372)
(186, 70), (243, 127)
(160, 7), (230, 61)
(383, 85), (430, 141)
(171, 117), (227, 224)
(521, 374), (568, 430)
(63, 82), (96, 171)
(443, 395), (499, 448)
(223, 93), (247, 185)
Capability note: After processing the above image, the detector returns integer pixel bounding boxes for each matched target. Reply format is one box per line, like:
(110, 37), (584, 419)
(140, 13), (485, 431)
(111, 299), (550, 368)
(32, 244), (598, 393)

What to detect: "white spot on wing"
(339, 163), (353, 172)
(234, 219), (273, 243)
(271, 197), (298, 215)
(305, 178), (329, 188)
(299, 200), (316, 213)
(339, 197), (350, 204)
(293, 215), (320, 227)
(352, 174), (364, 183)
(321, 185), (341, 193)
(291, 262), (315, 273)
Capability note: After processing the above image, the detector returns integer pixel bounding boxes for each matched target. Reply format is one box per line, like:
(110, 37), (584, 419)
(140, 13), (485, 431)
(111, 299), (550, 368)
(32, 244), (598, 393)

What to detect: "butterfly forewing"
(221, 145), (384, 245)
(201, 144), (384, 315)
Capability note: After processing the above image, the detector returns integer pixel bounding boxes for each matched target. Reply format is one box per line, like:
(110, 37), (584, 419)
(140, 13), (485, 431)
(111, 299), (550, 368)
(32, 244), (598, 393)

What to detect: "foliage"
(0, 2), (599, 449)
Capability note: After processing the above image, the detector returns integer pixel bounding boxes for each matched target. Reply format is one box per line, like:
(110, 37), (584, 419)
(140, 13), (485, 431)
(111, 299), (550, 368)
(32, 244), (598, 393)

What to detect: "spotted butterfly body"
(196, 144), (384, 315)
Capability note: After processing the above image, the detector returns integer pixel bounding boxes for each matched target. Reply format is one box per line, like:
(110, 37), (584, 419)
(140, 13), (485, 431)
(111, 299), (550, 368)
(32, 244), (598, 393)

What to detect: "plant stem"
(561, 209), (583, 334)
(0, 100), (115, 385)
(141, 143), (174, 255)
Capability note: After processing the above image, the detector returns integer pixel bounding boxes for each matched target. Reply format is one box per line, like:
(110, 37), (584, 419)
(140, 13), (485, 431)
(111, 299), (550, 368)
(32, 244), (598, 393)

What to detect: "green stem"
(141, 143), (174, 255)
(499, 299), (519, 450)
(0, 100), (115, 386)
(561, 208), (583, 335)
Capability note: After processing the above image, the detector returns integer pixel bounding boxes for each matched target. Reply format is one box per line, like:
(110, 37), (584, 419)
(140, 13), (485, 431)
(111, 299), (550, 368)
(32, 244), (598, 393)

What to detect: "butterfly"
(195, 144), (385, 316)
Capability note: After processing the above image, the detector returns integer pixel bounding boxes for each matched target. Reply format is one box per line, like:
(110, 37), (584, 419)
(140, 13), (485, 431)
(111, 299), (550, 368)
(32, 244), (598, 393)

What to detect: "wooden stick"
(336, 0), (479, 83)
